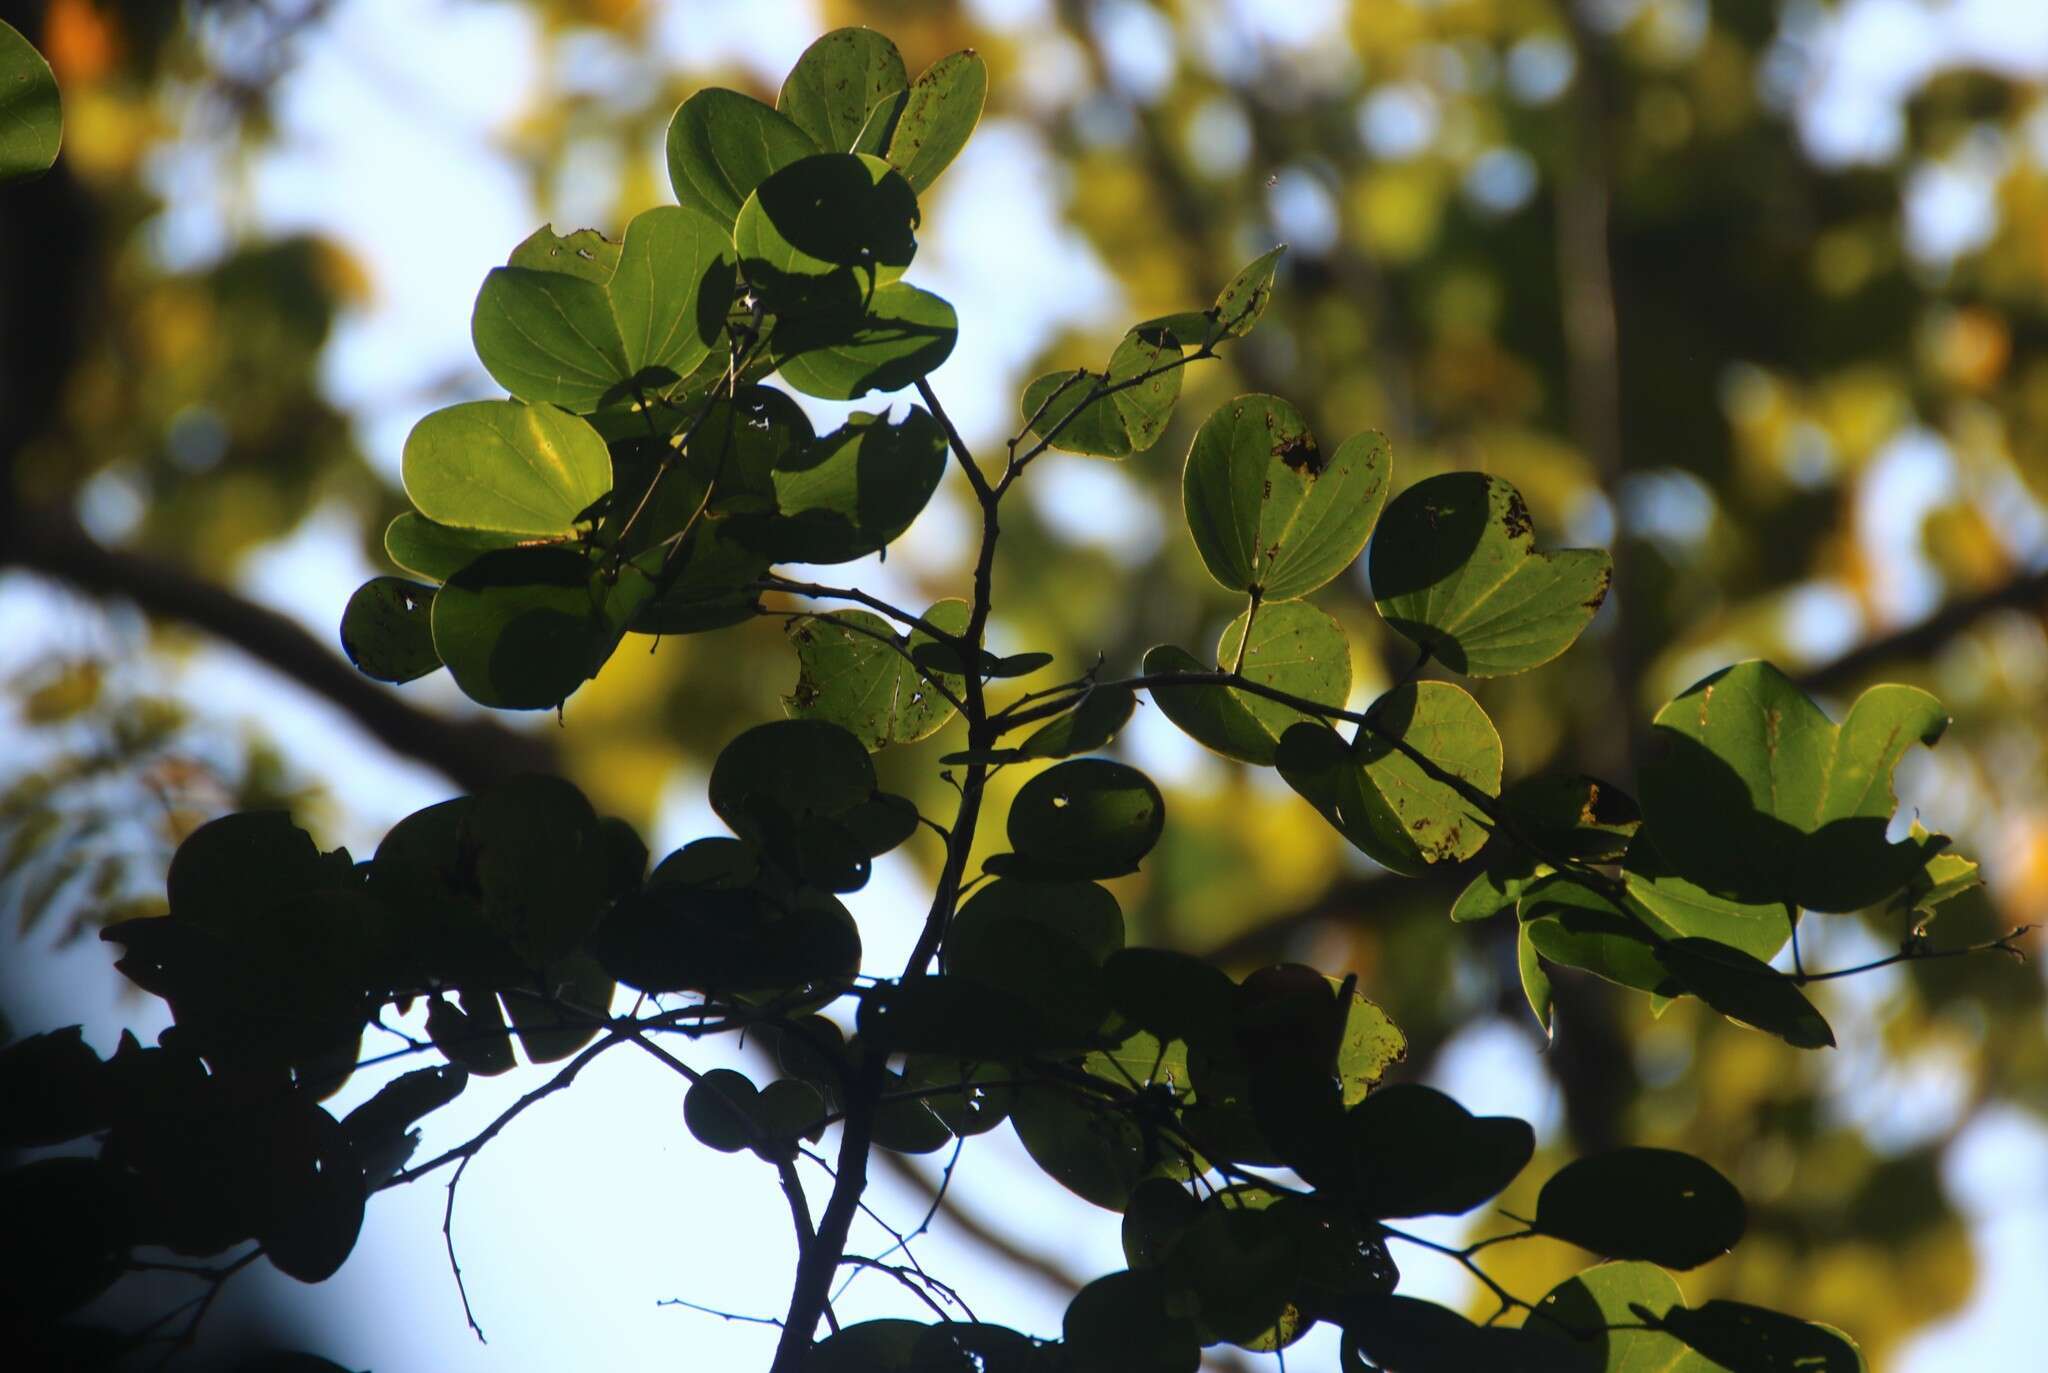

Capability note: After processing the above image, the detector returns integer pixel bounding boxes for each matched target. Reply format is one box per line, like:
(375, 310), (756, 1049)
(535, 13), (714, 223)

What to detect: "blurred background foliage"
(3, 0), (2046, 1366)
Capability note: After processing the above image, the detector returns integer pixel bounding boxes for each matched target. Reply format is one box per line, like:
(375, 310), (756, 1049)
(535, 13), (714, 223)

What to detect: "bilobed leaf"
(1345, 1083), (1535, 1218)
(1519, 875), (1673, 996)
(402, 400), (613, 537)
(1370, 472), (1611, 676)
(609, 204), (736, 386)
(774, 281), (959, 401)
(1008, 759), (1165, 879)
(684, 1068), (761, 1152)
(1623, 837), (1792, 965)
(878, 49), (987, 194)
(666, 87), (820, 229)
(1655, 1301), (1865, 1372)
(734, 153), (918, 316)
(1275, 682), (1502, 875)
(383, 513), (531, 583)
(1500, 774), (1641, 861)
(1019, 325), (1183, 458)
(1344, 1296), (1590, 1373)
(1533, 1262), (1710, 1373)
(778, 28), (908, 153)
(1104, 948), (1237, 1048)
(471, 266), (629, 412)
(727, 404), (948, 563)
(340, 578), (441, 684)
(0, 20), (62, 185)
(710, 719), (878, 838)
(1146, 600), (1353, 765)
(1183, 396), (1392, 599)
(1533, 1147), (1746, 1270)
(782, 599), (969, 749)
(1639, 662), (1950, 911)
(1653, 937), (1835, 1050)
(430, 546), (609, 710)
(951, 877), (1124, 967)
(506, 223), (620, 281)
(1164, 1197), (1304, 1348)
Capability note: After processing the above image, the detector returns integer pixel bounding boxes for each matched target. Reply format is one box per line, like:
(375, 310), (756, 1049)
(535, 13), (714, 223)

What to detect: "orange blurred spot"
(42, 0), (119, 86)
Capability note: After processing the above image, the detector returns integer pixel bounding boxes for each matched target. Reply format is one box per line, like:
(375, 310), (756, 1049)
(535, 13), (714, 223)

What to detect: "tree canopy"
(3, 3), (2046, 1371)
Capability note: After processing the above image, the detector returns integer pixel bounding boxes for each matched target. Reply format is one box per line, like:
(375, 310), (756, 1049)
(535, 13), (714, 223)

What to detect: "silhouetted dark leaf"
(1534, 1148), (1746, 1270)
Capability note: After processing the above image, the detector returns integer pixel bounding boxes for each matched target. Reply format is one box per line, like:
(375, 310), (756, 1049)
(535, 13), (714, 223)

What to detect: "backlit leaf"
(1370, 472), (1611, 676)
(1146, 600), (1352, 765)
(666, 87), (820, 229)
(1, 19), (61, 185)
(401, 400), (613, 537)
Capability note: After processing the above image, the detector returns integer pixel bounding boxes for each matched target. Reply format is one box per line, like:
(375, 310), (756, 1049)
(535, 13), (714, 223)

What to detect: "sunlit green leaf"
(734, 153), (918, 317)
(1275, 683), (1501, 875)
(777, 28), (908, 153)
(1019, 325), (1183, 458)
(401, 400), (613, 537)
(1146, 600), (1352, 765)
(727, 404), (947, 563)
(1370, 472), (1611, 676)
(430, 546), (609, 710)
(774, 281), (959, 401)
(666, 87), (819, 229)
(1183, 396), (1391, 599)
(383, 513), (532, 583)
(1640, 661), (1950, 911)
(875, 49), (987, 194)
(782, 599), (969, 749)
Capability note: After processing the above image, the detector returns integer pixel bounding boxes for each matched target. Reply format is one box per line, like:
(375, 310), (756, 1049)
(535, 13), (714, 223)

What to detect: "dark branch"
(3, 503), (559, 792)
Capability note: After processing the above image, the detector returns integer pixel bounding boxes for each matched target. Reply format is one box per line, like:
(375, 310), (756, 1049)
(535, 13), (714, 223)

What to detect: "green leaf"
(1518, 920), (1554, 1037)
(474, 206), (735, 411)
(625, 521), (769, 635)
(1344, 1296), (1591, 1373)
(465, 775), (609, 969)
(1655, 1301), (1865, 1372)
(471, 266), (629, 412)
(951, 877), (1124, 967)
(609, 205), (737, 387)
(431, 546), (613, 710)
(1146, 600), (1353, 765)
(1899, 822), (1981, 921)
(1532, 1262), (1711, 1373)
(1534, 1147), (1747, 1270)
(1451, 855), (1545, 923)
(711, 717), (877, 828)
(727, 404), (948, 564)
(1275, 682), (1502, 875)
(774, 281), (959, 401)
(1370, 472), (1612, 676)
(877, 50), (987, 195)
(1163, 1198), (1303, 1347)
(1519, 875), (1673, 996)
(1123, 1177), (1201, 1268)
(1008, 759), (1165, 879)
(666, 87), (820, 229)
(1623, 837), (1793, 965)
(1212, 244), (1286, 339)
(901, 1056), (1014, 1137)
(1639, 662), (1950, 911)
(783, 599), (969, 749)
(506, 223), (620, 281)
(1018, 686), (1137, 759)
(401, 400), (613, 537)
(735, 153), (918, 317)
(778, 28), (908, 153)
(1501, 774), (1641, 862)
(1, 20), (61, 184)
(1183, 396), (1392, 599)
(383, 513), (532, 583)
(1104, 948), (1237, 1048)
(1019, 325), (1183, 458)
(1346, 1084), (1535, 1218)
(1653, 937), (1835, 1049)
(684, 1067), (761, 1152)
(340, 578), (441, 684)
